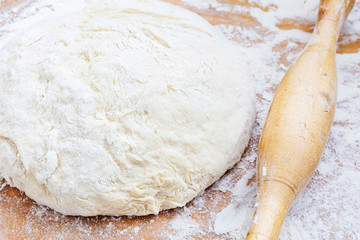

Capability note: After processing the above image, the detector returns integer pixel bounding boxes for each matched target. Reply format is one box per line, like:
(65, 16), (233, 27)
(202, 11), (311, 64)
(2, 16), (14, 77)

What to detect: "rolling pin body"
(246, 0), (355, 239)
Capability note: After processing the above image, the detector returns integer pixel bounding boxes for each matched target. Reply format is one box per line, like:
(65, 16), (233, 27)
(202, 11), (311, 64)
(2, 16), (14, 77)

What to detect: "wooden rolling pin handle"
(246, 0), (355, 240)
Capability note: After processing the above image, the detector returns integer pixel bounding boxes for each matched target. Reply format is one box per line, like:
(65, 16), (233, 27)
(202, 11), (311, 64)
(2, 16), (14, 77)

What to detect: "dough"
(0, 0), (255, 216)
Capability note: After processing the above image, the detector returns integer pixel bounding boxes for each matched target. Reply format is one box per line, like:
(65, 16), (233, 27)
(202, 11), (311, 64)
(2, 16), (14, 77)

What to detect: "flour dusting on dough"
(0, 0), (255, 216)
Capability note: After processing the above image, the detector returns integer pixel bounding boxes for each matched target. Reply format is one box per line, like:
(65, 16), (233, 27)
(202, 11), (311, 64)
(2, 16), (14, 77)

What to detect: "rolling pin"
(245, 0), (355, 239)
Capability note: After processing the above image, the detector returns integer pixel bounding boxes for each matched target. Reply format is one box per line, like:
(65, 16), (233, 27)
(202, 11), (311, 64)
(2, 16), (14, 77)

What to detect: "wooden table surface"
(0, 0), (359, 239)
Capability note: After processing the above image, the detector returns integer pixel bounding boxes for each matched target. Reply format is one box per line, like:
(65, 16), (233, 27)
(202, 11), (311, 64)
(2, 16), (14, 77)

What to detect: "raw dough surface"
(0, 0), (255, 216)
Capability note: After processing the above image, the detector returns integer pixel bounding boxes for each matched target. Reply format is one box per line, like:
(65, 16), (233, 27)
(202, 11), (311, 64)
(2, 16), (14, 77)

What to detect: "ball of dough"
(0, 0), (255, 216)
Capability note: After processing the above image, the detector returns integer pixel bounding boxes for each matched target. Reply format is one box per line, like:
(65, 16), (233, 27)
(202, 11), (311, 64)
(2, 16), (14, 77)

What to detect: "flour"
(214, 170), (256, 237)
(177, 0), (360, 239)
(0, 0), (359, 239)
(212, 1), (360, 239)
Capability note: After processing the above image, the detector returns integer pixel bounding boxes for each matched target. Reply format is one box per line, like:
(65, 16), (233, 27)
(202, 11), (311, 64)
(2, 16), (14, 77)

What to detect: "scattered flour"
(178, 0), (360, 239)
(0, 0), (359, 239)
(132, 226), (141, 235)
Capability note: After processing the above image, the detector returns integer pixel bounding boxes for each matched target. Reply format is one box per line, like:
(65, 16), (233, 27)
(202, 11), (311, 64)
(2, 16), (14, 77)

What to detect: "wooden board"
(0, 1), (359, 239)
